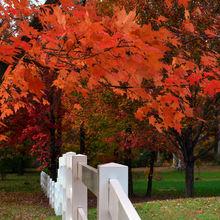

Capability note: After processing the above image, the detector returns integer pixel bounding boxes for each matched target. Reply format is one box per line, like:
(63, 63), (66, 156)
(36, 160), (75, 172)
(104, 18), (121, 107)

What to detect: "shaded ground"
(0, 192), (55, 219)
(0, 191), (50, 207)
(0, 172), (56, 219)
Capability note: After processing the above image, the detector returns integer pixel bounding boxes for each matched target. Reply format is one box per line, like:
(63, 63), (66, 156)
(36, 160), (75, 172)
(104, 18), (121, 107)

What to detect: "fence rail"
(40, 152), (141, 220)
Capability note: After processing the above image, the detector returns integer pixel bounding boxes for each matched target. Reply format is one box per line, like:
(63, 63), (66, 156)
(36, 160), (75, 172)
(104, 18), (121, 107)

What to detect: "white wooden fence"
(40, 152), (141, 220)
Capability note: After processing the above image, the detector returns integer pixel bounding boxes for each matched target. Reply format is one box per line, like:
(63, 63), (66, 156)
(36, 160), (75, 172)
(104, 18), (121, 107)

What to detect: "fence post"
(55, 166), (62, 215)
(72, 154), (87, 220)
(98, 163), (128, 220)
(60, 155), (67, 219)
(49, 178), (53, 206)
(65, 152), (76, 220)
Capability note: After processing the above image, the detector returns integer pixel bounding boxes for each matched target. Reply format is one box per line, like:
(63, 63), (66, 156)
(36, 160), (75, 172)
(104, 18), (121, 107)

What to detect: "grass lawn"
(132, 166), (220, 197)
(0, 166), (219, 219)
(0, 171), (56, 219)
(88, 197), (220, 220)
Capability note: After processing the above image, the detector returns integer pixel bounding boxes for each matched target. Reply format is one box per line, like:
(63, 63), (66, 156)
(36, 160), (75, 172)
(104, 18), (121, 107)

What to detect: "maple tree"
(0, 0), (219, 196)
(97, 0), (220, 197)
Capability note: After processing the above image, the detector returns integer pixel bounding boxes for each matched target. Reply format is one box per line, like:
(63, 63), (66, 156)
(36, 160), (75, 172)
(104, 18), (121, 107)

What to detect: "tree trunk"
(47, 81), (62, 181)
(146, 151), (156, 197)
(185, 159), (194, 197)
(56, 89), (63, 165)
(49, 107), (57, 181)
(183, 126), (195, 197)
(17, 152), (25, 176)
(80, 122), (85, 154)
(124, 147), (134, 197)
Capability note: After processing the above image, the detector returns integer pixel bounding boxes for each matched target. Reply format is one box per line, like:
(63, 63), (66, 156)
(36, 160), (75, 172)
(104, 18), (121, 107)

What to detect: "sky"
(0, 0), (46, 7)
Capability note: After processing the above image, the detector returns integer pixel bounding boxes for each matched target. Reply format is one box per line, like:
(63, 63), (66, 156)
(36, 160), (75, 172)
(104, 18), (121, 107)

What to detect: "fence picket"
(40, 152), (141, 220)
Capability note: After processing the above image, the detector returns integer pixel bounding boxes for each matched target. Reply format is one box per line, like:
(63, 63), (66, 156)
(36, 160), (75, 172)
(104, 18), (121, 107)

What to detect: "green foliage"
(214, 155), (220, 165)
(0, 146), (32, 179)
(0, 147), (14, 180)
(132, 150), (151, 168)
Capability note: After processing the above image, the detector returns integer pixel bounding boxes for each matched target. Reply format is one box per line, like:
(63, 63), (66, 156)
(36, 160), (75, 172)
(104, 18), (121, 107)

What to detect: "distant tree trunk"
(124, 147), (133, 197)
(185, 159), (194, 197)
(17, 151), (25, 176)
(146, 151), (156, 197)
(80, 122), (85, 154)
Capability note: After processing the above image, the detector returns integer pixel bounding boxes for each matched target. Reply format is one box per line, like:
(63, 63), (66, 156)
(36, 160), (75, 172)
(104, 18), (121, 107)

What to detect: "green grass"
(133, 170), (220, 197)
(0, 171), (56, 219)
(0, 171), (41, 193)
(87, 197), (220, 220)
(0, 167), (220, 219)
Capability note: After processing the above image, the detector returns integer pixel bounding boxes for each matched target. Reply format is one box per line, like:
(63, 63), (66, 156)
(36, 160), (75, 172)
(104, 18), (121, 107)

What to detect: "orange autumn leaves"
(0, 0), (219, 134)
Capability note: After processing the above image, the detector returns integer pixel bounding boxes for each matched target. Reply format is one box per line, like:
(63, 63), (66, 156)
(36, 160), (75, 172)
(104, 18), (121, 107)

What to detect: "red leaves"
(187, 73), (202, 85)
(203, 80), (220, 97)
(178, 0), (190, 8)
(53, 6), (66, 27)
